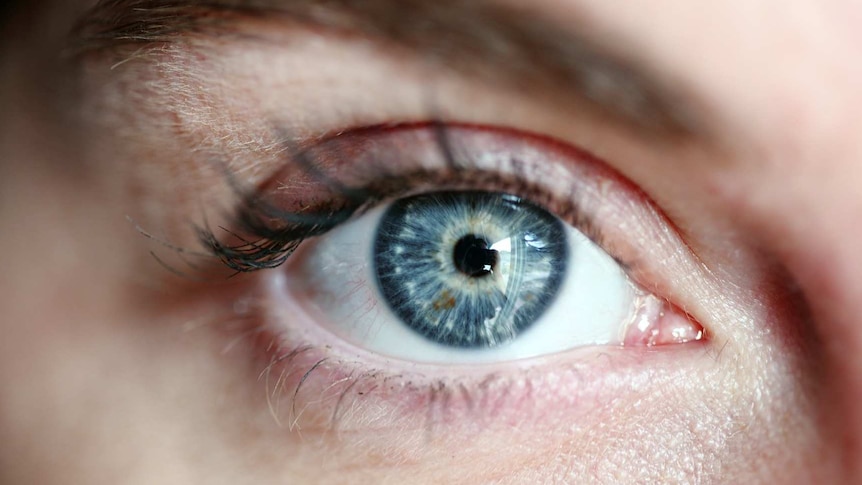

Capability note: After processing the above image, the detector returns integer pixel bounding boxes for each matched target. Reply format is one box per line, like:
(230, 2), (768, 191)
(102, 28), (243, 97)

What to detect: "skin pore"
(2, 0), (861, 483)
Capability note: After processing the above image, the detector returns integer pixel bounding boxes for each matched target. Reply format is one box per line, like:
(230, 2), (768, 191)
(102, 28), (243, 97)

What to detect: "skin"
(1, 0), (861, 483)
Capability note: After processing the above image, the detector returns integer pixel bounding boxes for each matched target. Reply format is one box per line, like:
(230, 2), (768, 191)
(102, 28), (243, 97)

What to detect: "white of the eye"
(295, 204), (637, 364)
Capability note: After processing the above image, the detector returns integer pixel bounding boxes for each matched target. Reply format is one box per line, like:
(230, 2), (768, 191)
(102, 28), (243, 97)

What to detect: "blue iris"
(373, 191), (568, 348)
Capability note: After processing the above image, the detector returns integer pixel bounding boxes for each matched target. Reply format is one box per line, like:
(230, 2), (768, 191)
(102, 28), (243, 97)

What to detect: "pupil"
(453, 235), (498, 277)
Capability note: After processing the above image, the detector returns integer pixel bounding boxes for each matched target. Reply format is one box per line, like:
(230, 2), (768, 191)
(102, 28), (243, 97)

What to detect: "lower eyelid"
(243, 272), (709, 435)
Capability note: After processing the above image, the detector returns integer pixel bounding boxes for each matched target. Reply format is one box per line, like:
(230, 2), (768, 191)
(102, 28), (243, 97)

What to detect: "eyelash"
(199, 122), (610, 275)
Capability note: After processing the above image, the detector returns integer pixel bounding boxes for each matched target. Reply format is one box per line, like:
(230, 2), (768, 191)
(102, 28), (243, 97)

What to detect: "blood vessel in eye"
(373, 191), (568, 349)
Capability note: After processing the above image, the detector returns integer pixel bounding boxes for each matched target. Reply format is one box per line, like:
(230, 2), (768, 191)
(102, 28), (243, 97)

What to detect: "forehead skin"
(1, 0), (862, 483)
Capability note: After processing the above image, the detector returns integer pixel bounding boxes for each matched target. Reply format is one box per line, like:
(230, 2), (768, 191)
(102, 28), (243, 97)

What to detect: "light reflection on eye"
(257, 123), (705, 366)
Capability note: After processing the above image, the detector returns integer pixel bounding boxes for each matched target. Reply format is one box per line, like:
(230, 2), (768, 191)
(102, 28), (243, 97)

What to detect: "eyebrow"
(74, 0), (699, 134)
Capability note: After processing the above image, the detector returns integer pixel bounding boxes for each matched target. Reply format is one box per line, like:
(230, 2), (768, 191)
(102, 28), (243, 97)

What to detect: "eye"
(231, 123), (705, 367)
(291, 190), (641, 363)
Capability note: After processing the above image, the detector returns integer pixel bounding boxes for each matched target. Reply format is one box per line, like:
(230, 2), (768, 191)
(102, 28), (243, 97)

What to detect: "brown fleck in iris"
(433, 290), (457, 311)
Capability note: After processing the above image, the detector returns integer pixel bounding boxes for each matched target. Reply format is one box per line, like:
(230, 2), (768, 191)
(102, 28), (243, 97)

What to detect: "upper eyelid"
(75, 16), (704, 223)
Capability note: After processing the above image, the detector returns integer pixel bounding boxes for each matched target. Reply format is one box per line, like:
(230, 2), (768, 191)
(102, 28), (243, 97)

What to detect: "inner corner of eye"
(272, 186), (705, 366)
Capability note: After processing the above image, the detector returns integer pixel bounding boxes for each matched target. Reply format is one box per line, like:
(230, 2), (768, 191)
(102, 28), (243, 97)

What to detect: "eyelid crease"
(73, 0), (701, 135)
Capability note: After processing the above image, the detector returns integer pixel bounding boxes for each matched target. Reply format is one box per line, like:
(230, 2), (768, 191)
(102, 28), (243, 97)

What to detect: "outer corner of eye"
(621, 294), (706, 348)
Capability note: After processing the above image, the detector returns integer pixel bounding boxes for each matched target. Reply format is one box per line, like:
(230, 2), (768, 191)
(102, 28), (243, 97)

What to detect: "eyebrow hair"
(73, 0), (699, 134)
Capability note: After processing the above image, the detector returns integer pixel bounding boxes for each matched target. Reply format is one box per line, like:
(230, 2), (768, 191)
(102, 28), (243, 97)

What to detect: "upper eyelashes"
(201, 122), (602, 275)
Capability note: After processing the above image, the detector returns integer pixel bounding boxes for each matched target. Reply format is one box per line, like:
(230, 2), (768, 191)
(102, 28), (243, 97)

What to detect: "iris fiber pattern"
(373, 191), (568, 348)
